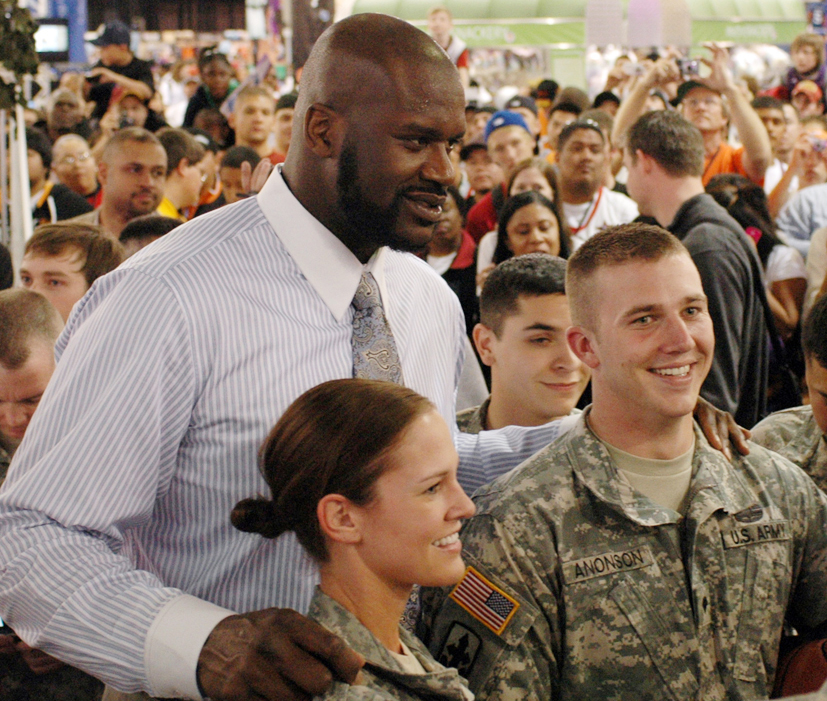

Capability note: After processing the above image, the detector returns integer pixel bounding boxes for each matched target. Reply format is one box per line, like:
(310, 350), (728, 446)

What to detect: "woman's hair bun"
(230, 496), (287, 539)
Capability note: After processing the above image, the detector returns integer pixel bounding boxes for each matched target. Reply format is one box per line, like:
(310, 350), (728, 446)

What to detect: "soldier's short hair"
(480, 253), (567, 337)
(803, 293), (827, 370)
(0, 289), (63, 370)
(567, 223), (688, 329)
(230, 379), (434, 562)
(25, 222), (124, 289)
(627, 110), (704, 178)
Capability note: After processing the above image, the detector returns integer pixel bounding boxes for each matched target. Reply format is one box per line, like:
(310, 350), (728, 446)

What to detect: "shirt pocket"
(731, 542), (792, 684)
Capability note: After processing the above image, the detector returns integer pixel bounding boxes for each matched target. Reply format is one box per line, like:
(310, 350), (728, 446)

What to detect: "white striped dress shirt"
(0, 169), (563, 698)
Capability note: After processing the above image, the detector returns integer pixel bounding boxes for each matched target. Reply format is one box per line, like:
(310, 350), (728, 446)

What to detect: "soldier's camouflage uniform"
(751, 405), (827, 492)
(456, 398), (490, 435)
(308, 587), (473, 700)
(422, 411), (827, 701)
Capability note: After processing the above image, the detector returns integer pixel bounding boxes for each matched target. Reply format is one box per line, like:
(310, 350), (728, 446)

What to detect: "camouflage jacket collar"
(565, 410), (761, 527)
(308, 587), (470, 700)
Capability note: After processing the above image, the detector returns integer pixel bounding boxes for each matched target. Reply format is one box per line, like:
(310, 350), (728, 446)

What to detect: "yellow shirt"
(156, 197), (185, 221)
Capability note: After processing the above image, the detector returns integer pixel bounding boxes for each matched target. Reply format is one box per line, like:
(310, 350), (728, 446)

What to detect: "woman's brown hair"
(231, 379), (434, 561)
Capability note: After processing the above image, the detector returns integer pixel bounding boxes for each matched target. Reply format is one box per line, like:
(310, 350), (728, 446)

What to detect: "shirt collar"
(256, 167), (388, 322)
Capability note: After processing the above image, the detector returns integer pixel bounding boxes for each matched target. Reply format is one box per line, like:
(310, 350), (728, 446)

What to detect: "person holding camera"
(85, 20), (154, 123)
(768, 115), (827, 218)
(612, 43), (772, 188)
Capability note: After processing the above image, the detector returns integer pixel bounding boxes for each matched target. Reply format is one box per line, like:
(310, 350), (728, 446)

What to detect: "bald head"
(295, 13), (458, 124)
(283, 13), (466, 263)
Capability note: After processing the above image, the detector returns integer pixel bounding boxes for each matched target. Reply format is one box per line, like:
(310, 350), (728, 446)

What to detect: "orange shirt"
(702, 142), (762, 187)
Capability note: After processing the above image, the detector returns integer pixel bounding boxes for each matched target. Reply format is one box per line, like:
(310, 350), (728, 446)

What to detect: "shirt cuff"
(144, 594), (235, 699)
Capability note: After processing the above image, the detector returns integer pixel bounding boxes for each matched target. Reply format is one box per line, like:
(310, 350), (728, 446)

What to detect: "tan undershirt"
(389, 640), (427, 674)
(603, 439), (695, 513)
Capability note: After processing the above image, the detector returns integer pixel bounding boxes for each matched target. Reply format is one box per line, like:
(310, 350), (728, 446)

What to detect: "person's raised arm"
(700, 43), (771, 183)
(612, 58), (680, 148)
(87, 67), (153, 102)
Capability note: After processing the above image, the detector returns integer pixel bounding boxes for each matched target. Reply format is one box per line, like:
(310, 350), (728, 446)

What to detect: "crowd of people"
(2, 7), (827, 701)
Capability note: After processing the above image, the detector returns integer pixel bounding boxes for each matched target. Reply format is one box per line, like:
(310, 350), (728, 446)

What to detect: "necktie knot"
(351, 271), (404, 384)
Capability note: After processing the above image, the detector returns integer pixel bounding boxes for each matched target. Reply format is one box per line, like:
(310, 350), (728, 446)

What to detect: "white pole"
(0, 109), (7, 248)
(8, 103), (32, 283)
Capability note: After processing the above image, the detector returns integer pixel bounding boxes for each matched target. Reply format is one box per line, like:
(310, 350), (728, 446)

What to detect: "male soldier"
(623, 109), (767, 428)
(752, 292), (827, 490)
(70, 127), (167, 238)
(459, 254), (589, 433)
(425, 223), (827, 701)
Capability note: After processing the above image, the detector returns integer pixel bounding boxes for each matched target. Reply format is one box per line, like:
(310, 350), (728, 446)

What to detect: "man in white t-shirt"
(556, 119), (638, 250)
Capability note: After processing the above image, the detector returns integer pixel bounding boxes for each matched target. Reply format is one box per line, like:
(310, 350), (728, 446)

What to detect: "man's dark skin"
(196, 14), (466, 701)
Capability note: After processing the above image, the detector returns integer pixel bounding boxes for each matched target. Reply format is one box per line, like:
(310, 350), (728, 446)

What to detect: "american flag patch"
(449, 566), (520, 635)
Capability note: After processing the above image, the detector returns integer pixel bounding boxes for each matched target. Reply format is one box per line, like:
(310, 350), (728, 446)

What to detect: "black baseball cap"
(460, 137), (488, 161)
(672, 80), (717, 107)
(91, 20), (131, 47)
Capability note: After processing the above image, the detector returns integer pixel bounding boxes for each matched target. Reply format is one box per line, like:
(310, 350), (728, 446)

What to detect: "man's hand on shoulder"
(694, 395), (751, 460)
(197, 608), (364, 700)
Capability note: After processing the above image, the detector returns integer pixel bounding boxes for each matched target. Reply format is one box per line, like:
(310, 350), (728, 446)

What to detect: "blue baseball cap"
(484, 110), (531, 143)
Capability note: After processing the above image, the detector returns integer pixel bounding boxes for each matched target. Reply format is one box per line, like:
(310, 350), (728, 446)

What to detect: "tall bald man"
(0, 13), (560, 701)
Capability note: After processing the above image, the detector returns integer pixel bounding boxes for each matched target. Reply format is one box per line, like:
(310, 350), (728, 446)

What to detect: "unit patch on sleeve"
(449, 566), (520, 635)
(437, 622), (482, 677)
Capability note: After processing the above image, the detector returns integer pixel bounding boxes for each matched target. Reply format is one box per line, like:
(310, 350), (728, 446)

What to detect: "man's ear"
(636, 149), (656, 175)
(317, 494), (362, 545)
(304, 103), (342, 158)
(98, 160), (108, 183)
(567, 325), (600, 370)
(228, 112), (236, 130)
(175, 158), (190, 178)
(472, 323), (496, 367)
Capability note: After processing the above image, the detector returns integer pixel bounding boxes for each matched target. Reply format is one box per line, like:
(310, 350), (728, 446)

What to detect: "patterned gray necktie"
(351, 271), (404, 384)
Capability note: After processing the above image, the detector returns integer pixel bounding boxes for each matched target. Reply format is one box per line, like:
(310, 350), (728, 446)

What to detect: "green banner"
(449, 21), (585, 46)
(691, 20), (806, 44)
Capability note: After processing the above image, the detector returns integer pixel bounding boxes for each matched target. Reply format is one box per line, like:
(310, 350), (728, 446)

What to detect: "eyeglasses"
(58, 151), (92, 166)
(683, 96), (720, 109)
